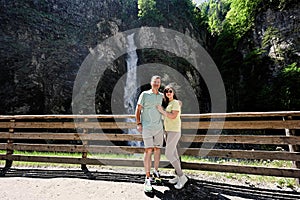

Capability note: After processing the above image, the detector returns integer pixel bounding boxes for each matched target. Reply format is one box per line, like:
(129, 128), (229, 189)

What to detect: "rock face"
(0, 0), (206, 114)
(0, 0), (127, 114)
(235, 1), (300, 111)
(250, 2), (300, 74)
(0, 0), (298, 114)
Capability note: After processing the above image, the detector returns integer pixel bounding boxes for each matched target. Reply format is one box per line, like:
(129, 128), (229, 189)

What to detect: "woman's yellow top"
(164, 100), (181, 132)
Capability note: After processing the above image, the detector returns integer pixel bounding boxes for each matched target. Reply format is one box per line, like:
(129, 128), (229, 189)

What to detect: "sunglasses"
(164, 89), (173, 94)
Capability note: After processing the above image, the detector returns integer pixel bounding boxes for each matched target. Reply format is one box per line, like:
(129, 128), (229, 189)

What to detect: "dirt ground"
(1, 166), (300, 200)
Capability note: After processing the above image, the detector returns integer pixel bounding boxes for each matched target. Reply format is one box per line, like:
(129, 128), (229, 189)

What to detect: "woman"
(156, 85), (188, 189)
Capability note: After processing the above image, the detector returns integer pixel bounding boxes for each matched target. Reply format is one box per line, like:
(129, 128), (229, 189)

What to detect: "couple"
(135, 75), (188, 193)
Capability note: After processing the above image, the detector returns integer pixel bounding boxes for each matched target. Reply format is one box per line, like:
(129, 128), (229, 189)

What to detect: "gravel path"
(1, 166), (300, 200)
(1, 177), (162, 200)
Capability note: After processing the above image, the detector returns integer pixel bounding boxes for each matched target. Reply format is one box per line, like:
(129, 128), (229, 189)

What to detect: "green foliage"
(199, 0), (231, 35)
(265, 62), (300, 110)
(138, 0), (163, 25)
(278, 63), (300, 109)
(262, 27), (280, 48)
(137, 0), (200, 31)
(138, 0), (156, 17)
(224, 0), (262, 44)
(199, 0), (261, 41)
(244, 48), (267, 62)
(283, 62), (300, 74)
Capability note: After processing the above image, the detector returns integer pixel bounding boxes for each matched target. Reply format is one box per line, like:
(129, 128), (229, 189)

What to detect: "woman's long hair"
(162, 85), (179, 108)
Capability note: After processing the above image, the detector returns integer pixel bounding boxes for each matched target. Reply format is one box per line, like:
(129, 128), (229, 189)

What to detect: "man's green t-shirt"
(137, 90), (163, 132)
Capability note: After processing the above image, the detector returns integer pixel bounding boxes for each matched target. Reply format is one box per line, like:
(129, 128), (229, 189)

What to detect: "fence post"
(1, 119), (15, 176)
(81, 118), (94, 179)
(284, 116), (300, 185)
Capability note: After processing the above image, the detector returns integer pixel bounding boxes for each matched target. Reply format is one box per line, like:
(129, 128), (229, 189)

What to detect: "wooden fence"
(0, 111), (300, 182)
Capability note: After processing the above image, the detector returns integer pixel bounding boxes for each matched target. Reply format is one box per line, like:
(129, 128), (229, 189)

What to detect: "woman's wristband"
(137, 123), (142, 125)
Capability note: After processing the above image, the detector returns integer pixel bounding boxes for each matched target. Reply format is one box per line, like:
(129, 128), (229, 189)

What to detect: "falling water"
(124, 33), (142, 146)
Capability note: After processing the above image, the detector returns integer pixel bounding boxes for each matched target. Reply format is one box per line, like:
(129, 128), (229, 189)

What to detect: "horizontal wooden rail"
(183, 120), (300, 129)
(1, 144), (299, 161)
(1, 154), (299, 178)
(181, 135), (300, 145)
(0, 111), (300, 119)
(0, 133), (143, 141)
(183, 148), (300, 161)
(0, 120), (299, 129)
(1, 133), (300, 145)
(180, 161), (300, 178)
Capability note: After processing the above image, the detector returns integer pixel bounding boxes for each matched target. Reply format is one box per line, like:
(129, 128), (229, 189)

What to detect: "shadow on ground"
(1, 168), (300, 200)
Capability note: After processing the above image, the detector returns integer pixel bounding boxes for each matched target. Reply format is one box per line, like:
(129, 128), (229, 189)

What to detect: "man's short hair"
(151, 75), (161, 82)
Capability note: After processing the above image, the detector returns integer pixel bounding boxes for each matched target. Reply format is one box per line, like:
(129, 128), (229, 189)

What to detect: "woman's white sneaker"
(168, 175), (179, 184)
(174, 174), (188, 189)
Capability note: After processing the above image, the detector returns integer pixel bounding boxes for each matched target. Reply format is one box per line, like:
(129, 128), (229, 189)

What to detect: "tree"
(224, 0), (261, 44)
(138, 0), (163, 25)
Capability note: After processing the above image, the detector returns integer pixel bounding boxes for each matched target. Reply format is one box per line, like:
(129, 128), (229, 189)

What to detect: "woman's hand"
(178, 100), (183, 107)
(157, 105), (179, 119)
(156, 105), (165, 114)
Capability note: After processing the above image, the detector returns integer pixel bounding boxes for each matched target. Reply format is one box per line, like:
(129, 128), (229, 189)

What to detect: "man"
(135, 75), (164, 193)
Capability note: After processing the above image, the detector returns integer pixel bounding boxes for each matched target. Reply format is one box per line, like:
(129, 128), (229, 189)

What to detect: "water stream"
(124, 33), (142, 147)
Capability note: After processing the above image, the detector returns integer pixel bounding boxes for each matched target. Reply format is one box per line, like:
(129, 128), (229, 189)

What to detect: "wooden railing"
(0, 111), (300, 181)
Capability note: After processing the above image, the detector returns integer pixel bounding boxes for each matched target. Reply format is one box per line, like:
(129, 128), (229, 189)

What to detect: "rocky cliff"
(242, 1), (299, 73)
(237, 0), (300, 111)
(0, 0), (299, 114)
(0, 0), (206, 114)
(0, 0), (127, 114)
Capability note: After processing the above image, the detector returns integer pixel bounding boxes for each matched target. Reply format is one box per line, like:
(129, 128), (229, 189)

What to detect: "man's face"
(151, 78), (161, 90)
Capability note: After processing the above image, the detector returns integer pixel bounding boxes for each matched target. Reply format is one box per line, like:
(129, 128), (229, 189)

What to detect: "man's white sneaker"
(144, 177), (153, 192)
(174, 174), (188, 189)
(168, 175), (178, 184)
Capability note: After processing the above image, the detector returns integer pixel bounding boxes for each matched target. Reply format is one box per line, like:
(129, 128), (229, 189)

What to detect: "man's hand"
(137, 124), (142, 133)
(135, 104), (143, 133)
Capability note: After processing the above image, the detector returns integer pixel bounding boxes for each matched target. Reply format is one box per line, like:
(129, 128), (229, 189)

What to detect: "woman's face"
(164, 88), (174, 99)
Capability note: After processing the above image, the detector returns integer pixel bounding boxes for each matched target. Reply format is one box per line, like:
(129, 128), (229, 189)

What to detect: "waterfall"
(124, 33), (142, 147)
